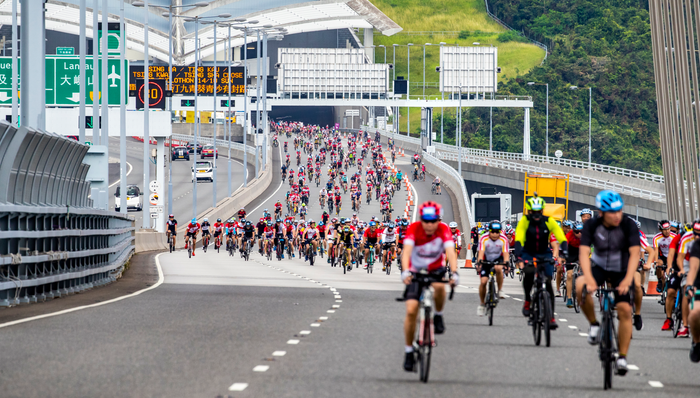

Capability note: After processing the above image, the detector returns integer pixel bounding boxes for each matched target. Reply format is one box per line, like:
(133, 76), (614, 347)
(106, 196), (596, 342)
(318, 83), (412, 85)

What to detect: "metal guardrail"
(423, 152), (475, 227)
(484, 0), (548, 64)
(431, 142), (665, 184)
(171, 133), (258, 158)
(0, 122), (134, 307)
(437, 151), (666, 202)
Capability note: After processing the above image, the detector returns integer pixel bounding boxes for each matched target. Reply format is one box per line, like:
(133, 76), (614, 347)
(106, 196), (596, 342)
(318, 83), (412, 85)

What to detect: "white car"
(114, 185), (143, 211)
(192, 160), (214, 182)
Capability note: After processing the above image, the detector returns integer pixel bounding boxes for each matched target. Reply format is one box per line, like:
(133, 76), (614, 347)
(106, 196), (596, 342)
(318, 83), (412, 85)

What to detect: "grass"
(367, 0), (546, 135)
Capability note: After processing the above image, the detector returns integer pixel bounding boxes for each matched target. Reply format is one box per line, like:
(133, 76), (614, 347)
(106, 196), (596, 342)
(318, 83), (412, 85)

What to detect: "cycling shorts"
(382, 242), (395, 250)
(590, 265), (631, 304)
(667, 272), (686, 291)
(202, 230), (210, 236)
(167, 230), (177, 236)
(404, 268), (447, 301)
(186, 232), (197, 238)
(479, 256), (504, 277)
(214, 231), (222, 238)
(364, 237), (378, 249)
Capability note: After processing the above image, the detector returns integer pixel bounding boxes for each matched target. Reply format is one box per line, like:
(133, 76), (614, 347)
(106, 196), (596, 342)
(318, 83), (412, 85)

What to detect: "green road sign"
(98, 22), (122, 56)
(180, 99), (195, 107)
(0, 56), (128, 106)
(56, 47), (75, 55)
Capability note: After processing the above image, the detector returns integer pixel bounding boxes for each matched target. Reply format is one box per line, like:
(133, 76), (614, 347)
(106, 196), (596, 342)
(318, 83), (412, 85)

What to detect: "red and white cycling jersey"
(304, 228), (318, 239)
(214, 222), (224, 233)
(450, 228), (462, 247)
(653, 232), (676, 258)
(186, 223), (201, 234)
(264, 226), (275, 239)
(403, 222), (455, 272)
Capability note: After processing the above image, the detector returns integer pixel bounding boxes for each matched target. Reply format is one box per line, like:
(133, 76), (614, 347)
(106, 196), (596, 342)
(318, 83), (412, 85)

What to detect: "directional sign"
(180, 99), (196, 107)
(81, 116), (102, 129)
(56, 47), (74, 55)
(98, 22), (122, 56)
(0, 56), (128, 106)
(149, 180), (160, 193)
(221, 99), (235, 107)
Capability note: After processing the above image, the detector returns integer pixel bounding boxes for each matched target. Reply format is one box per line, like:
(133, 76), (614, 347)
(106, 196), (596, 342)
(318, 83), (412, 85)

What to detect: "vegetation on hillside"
(368, 0), (546, 136)
(435, 0), (660, 173)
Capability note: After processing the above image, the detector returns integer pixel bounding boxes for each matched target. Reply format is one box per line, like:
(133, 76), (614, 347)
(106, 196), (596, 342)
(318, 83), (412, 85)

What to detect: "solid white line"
(409, 180), (418, 222)
(0, 252), (165, 329)
(248, 145), (283, 215)
(228, 383), (248, 392)
(287, 339), (299, 345)
(648, 381), (663, 388)
(253, 365), (269, 372)
(108, 161), (133, 188)
(272, 351), (286, 357)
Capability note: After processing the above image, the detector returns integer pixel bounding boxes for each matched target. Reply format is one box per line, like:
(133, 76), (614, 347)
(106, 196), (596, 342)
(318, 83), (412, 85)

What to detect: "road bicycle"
(568, 262), (581, 313)
(202, 234), (210, 253)
(480, 260), (503, 326)
(366, 244), (375, 274)
(398, 270), (455, 383)
(168, 233), (175, 253)
(584, 286), (620, 390)
(276, 237), (285, 261)
(305, 241), (316, 266)
(671, 281), (684, 338)
(383, 243), (396, 275)
(340, 245), (353, 274)
(529, 257), (556, 347)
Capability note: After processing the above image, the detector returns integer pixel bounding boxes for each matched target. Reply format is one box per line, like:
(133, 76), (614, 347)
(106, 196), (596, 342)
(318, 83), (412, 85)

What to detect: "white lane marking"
(287, 339), (299, 345)
(228, 383), (248, 392)
(319, 317), (328, 320)
(648, 381), (663, 388)
(335, 300), (343, 303)
(108, 160), (133, 188)
(559, 319), (567, 322)
(503, 294), (510, 298)
(512, 297), (522, 301)
(310, 323), (320, 327)
(578, 333), (588, 337)
(332, 305), (340, 308)
(327, 310), (336, 313)
(300, 330), (311, 335)
(334, 296), (341, 299)
(409, 179), (418, 222)
(253, 365), (269, 372)
(568, 326), (578, 329)
(627, 364), (639, 370)
(272, 351), (286, 357)
(0, 252), (165, 330)
(248, 145), (284, 215)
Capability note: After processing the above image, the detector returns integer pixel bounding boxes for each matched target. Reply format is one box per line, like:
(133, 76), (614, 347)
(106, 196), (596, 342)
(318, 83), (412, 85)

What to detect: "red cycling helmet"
(419, 201), (443, 221)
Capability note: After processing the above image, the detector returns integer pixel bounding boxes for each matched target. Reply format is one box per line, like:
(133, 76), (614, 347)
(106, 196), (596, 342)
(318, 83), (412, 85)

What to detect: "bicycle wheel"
(188, 247), (192, 258)
(386, 260), (391, 275)
(673, 306), (682, 338)
(309, 247), (315, 266)
(532, 293), (541, 346)
(488, 279), (496, 326)
(343, 252), (347, 274)
(542, 292), (552, 347)
(169, 237), (173, 253)
(519, 268), (524, 282)
(419, 308), (432, 383)
(601, 318), (613, 390)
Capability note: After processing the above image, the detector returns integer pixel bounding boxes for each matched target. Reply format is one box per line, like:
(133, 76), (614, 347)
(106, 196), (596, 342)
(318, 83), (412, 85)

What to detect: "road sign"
(56, 47), (74, 55)
(181, 99), (196, 107)
(136, 79), (166, 110)
(149, 205), (163, 213)
(0, 56), (128, 106)
(149, 180), (160, 193)
(149, 193), (160, 206)
(81, 116), (102, 129)
(85, 141), (92, 146)
(129, 65), (245, 96)
(221, 99), (234, 107)
(98, 22), (122, 56)
(555, 150), (563, 158)
(150, 213), (159, 219)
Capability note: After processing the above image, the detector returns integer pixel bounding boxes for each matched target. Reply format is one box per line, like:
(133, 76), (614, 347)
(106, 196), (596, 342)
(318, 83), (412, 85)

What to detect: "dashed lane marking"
(287, 340), (299, 345)
(228, 383), (248, 392)
(627, 364), (639, 370)
(310, 323), (321, 327)
(512, 298), (522, 302)
(319, 317), (328, 320)
(559, 319), (567, 322)
(578, 333), (588, 337)
(272, 351), (286, 357)
(253, 365), (269, 372)
(568, 326), (578, 329)
(300, 330), (311, 335)
(648, 381), (663, 388)
(335, 300), (343, 303)
(327, 310), (336, 313)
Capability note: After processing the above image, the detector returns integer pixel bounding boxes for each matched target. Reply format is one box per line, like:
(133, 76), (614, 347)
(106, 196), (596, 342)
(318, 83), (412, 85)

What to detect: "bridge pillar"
(363, 28), (374, 62)
(523, 107), (531, 161)
(20, 0), (46, 130)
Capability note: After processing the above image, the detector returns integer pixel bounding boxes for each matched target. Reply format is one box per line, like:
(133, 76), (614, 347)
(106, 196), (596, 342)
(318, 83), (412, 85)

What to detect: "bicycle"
(431, 183), (438, 195)
(167, 233), (175, 253)
(366, 244), (375, 274)
(398, 270), (455, 383)
(529, 257), (555, 347)
(569, 262), (582, 313)
(306, 241), (316, 266)
(383, 243), (396, 275)
(202, 234), (210, 253)
(340, 244), (353, 274)
(671, 283), (684, 338)
(276, 237), (285, 261)
(480, 260), (503, 326)
(584, 286), (620, 390)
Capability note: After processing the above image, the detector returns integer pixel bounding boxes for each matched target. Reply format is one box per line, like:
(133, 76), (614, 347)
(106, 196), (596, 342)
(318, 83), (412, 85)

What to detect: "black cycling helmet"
(489, 222), (502, 232)
(245, 221), (252, 226)
(217, 218), (221, 222)
(658, 219), (670, 230)
(276, 218), (282, 223)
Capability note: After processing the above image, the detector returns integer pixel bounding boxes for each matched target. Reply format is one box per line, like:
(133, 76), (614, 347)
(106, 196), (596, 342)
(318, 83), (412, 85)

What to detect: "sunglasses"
(421, 219), (439, 224)
(574, 230), (582, 234)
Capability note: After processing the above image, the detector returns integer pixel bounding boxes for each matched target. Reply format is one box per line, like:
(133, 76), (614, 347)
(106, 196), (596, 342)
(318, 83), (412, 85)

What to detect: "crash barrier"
(135, 143), (273, 253)
(0, 122), (135, 307)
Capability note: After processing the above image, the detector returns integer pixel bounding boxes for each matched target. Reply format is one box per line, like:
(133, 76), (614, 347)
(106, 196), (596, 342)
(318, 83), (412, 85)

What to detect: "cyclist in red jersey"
(401, 202), (459, 371)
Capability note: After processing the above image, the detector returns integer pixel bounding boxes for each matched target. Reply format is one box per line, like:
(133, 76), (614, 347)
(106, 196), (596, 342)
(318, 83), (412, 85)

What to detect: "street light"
(134, 0), (210, 218)
(527, 82), (549, 158)
(407, 43), (413, 136)
(439, 42), (446, 143)
(423, 43), (431, 99)
(570, 85), (593, 166)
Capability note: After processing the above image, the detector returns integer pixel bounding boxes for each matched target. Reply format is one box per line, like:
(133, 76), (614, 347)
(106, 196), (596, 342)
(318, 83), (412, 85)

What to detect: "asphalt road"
(106, 137), (252, 227)
(1, 133), (697, 397)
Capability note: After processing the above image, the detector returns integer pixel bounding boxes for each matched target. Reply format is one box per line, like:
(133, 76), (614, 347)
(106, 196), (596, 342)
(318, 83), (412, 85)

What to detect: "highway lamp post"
(439, 42), (445, 144)
(423, 43), (431, 99)
(407, 43), (413, 136)
(458, 85), (462, 177)
(378, 44), (386, 130)
(570, 85), (592, 166)
(134, 1), (209, 217)
(392, 44), (398, 136)
(527, 82), (549, 158)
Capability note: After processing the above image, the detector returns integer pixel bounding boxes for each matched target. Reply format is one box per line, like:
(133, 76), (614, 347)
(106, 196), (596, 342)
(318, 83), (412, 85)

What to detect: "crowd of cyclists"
(164, 121), (700, 386)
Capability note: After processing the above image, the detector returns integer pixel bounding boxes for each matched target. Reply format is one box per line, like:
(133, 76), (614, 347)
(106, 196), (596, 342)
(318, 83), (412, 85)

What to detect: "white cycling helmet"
(449, 222), (458, 228)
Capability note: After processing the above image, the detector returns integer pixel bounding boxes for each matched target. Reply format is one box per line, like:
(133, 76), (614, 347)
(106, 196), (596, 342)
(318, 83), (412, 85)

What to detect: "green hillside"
(368, 0), (546, 135)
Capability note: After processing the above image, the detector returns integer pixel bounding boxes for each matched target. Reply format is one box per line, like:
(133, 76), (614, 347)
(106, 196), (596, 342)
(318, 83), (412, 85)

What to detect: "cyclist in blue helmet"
(577, 190), (639, 375)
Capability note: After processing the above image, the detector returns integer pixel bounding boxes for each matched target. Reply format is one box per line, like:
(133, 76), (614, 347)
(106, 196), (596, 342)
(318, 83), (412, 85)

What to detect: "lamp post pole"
(407, 43), (413, 136)
(588, 86), (592, 166)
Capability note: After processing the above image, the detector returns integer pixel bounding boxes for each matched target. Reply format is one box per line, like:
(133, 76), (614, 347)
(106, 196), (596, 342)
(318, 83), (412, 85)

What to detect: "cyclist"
(515, 194), (568, 330)
(200, 218), (211, 247)
(673, 222), (700, 337)
(432, 176), (441, 195)
(580, 208), (593, 223)
(335, 225), (356, 269)
(237, 207), (247, 220)
(185, 218), (200, 256)
(256, 218), (267, 254)
(576, 190), (640, 375)
(401, 201), (459, 371)
(684, 223), (700, 362)
(303, 220), (320, 262)
(363, 221), (381, 268)
(449, 222), (462, 258)
(633, 219), (654, 331)
(213, 218), (224, 249)
(653, 220), (675, 294)
(225, 218), (236, 251)
(476, 221), (509, 315)
(563, 221), (584, 308)
(166, 214), (178, 248)
(381, 222), (398, 271)
(274, 201), (283, 219)
(239, 220), (256, 254)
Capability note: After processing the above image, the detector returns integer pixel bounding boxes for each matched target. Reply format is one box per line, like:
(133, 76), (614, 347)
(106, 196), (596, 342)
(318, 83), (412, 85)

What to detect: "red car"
(201, 144), (218, 159)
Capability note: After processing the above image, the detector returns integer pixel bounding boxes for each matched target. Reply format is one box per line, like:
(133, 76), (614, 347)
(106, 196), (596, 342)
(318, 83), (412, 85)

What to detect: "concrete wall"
(171, 123), (244, 143)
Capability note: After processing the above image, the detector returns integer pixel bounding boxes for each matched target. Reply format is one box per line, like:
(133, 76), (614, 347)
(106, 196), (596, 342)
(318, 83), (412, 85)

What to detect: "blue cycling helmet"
(191, 218), (196, 223)
(580, 208), (593, 216)
(573, 221), (584, 231)
(369, 221), (377, 226)
(670, 220), (680, 229)
(596, 190), (624, 212)
(563, 220), (573, 228)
